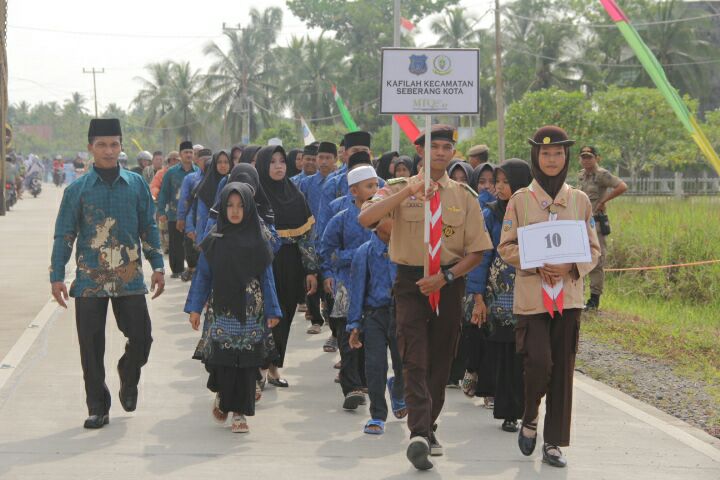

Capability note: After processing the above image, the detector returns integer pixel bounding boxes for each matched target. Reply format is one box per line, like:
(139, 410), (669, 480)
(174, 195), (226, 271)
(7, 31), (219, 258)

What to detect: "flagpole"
(391, 0), (401, 152)
(423, 114), (431, 277)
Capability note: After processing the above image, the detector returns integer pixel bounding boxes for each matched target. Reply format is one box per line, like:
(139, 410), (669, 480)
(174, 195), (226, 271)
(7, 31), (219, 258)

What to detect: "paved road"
(0, 187), (718, 479)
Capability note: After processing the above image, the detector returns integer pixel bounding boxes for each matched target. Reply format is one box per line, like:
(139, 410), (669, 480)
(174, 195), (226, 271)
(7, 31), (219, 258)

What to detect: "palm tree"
(63, 92), (88, 116)
(133, 61), (205, 142)
(133, 61), (175, 150)
(431, 8), (480, 48)
(277, 34), (345, 123)
(203, 8), (283, 144)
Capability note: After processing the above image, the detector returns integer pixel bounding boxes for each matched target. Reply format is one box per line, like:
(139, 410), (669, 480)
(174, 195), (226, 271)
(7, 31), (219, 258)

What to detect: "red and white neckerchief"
(428, 190), (442, 314)
(542, 207), (564, 317)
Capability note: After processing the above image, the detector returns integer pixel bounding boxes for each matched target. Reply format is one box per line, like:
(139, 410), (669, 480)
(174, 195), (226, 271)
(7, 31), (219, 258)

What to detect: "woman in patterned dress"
(185, 182), (282, 433)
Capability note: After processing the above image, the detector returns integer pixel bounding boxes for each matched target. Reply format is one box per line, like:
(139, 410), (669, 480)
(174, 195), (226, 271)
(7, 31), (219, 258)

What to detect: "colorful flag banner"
(300, 116), (316, 145)
(599, 0), (720, 175)
(332, 85), (360, 132)
(393, 114), (421, 143)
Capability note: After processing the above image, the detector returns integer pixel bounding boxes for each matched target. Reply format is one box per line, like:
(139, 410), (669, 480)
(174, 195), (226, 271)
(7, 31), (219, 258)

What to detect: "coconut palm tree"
(203, 7), (283, 144)
(277, 34), (345, 123)
(431, 8), (480, 48)
(63, 92), (88, 117)
(133, 61), (175, 150)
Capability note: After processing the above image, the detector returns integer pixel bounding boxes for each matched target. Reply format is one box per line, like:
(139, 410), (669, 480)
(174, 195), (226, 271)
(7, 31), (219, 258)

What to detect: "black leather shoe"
(118, 366), (138, 412)
(584, 294), (600, 311)
(502, 419), (519, 432)
(542, 443), (567, 468)
(518, 421), (538, 456)
(83, 414), (109, 429)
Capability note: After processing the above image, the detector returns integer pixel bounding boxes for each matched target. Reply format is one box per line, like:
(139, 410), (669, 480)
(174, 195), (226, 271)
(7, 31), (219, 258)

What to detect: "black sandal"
(267, 376), (289, 388)
(518, 420), (538, 456)
(542, 443), (567, 468)
(502, 419), (519, 432)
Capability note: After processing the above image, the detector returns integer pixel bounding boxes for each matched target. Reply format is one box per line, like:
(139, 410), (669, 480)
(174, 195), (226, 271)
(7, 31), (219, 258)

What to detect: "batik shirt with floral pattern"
(50, 166), (163, 297)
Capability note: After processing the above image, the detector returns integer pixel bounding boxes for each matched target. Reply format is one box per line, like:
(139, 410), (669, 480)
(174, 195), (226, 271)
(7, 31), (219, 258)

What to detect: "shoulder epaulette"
(387, 177), (408, 186)
(510, 187), (530, 199)
(459, 182), (478, 198)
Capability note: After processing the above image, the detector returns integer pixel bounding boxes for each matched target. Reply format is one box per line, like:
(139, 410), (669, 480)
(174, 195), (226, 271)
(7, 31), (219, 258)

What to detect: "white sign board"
(518, 220), (592, 270)
(380, 48), (480, 115)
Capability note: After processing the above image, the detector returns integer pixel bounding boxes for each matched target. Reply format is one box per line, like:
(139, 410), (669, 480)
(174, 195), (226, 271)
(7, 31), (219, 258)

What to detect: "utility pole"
(494, 0), (506, 162)
(0, 0), (8, 215)
(391, 0), (401, 152)
(83, 67), (105, 117)
(223, 23), (251, 144)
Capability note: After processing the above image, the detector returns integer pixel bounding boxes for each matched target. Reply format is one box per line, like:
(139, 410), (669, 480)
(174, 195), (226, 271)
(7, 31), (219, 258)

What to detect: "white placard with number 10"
(517, 220), (592, 270)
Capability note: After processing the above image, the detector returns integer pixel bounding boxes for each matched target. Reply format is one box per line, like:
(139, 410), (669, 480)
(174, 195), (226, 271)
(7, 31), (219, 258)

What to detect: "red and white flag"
(401, 17), (416, 36)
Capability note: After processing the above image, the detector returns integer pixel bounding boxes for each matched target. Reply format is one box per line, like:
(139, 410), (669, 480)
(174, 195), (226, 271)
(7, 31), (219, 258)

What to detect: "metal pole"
(243, 95), (251, 144)
(494, 0), (506, 162)
(0, 0), (8, 216)
(391, 0), (401, 152)
(423, 115), (431, 276)
(83, 68), (105, 117)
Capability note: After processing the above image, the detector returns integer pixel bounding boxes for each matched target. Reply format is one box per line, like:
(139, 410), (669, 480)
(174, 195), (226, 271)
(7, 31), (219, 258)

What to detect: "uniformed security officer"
(577, 146), (627, 310)
(359, 124), (492, 471)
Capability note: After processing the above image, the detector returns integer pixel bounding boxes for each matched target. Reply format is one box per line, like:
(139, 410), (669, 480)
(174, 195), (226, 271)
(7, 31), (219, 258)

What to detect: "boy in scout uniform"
(498, 126), (600, 468)
(577, 146), (628, 310)
(359, 124), (492, 471)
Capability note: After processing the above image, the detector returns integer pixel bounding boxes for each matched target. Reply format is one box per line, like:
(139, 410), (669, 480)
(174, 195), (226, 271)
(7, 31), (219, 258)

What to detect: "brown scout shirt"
(577, 166), (622, 214)
(498, 180), (601, 315)
(365, 172), (492, 267)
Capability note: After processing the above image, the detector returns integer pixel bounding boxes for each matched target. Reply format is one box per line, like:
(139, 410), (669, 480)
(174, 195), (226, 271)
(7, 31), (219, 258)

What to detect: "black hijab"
(470, 162), (495, 191)
(227, 163), (274, 225)
(239, 145), (261, 164)
(255, 145), (314, 233)
(393, 156), (414, 178)
(286, 149), (303, 178)
(489, 158), (533, 220)
(230, 144), (245, 163)
(412, 154), (422, 175)
(530, 145), (571, 200)
(447, 160), (473, 185)
(376, 151), (399, 181)
(199, 182), (273, 323)
(195, 150), (230, 208)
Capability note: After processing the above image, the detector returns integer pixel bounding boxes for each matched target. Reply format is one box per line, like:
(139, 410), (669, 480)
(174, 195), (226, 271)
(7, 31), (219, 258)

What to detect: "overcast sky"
(7, 0), (495, 113)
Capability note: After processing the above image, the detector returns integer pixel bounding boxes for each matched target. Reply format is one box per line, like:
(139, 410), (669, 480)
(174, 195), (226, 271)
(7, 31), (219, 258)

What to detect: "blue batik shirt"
(290, 171), (307, 185)
(347, 234), (396, 332)
(298, 171), (331, 219)
(466, 205), (506, 295)
(157, 163), (198, 221)
(50, 166), (164, 297)
(478, 189), (496, 209)
(317, 173), (384, 244)
(320, 202), (372, 286)
(177, 170), (203, 226)
(316, 193), (354, 251)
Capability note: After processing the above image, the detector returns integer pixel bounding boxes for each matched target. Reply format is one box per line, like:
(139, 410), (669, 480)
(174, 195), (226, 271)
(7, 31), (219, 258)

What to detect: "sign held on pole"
(380, 48), (480, 115)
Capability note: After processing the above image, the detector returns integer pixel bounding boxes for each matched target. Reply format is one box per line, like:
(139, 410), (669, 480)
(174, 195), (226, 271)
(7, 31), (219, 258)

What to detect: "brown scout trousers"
(515, 309), (581, 447)
(394, 266), (465, 439)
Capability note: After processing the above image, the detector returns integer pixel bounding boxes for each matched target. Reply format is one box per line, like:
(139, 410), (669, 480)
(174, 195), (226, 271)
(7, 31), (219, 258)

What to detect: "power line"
(503, 45), (720, 68)
(502, 9), (720, 29)
(250, 97), (380, 122)
(8, 24), (223, 39)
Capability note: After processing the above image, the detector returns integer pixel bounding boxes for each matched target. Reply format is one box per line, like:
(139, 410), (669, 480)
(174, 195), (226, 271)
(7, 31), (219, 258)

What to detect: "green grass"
(582, 196), (720, 426)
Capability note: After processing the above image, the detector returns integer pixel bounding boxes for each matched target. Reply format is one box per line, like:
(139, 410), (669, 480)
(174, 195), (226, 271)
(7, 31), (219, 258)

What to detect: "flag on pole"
(599, 0), (720, 175)
(393, 115), (421, 143)
(300, 116), (316, 145)
(400, 17), (416, 36)
(331, 85), (360, 132)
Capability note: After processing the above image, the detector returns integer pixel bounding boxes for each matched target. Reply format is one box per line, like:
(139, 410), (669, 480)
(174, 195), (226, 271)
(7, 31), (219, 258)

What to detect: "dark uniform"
(364, 129), (492, 443)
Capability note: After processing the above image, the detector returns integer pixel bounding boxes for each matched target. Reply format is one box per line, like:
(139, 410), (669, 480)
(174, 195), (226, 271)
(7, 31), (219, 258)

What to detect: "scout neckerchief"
(428, 189), (442, 314)
(526, 183), (578, 318)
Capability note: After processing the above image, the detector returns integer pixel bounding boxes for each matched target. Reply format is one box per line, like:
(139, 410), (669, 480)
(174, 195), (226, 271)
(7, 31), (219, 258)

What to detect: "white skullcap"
(268, 137), (283, 146)
(347, 165), (377, 186)
(193, 144), (204, 150)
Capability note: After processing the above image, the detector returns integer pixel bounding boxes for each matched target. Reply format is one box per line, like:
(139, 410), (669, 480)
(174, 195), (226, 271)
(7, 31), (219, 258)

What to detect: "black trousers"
(75, 295), (153, 415)
(167, 221), (185, 274)
(307, 274), (334, 329)
(184, 235), (198, 269)
(337, 317), (366, 396)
